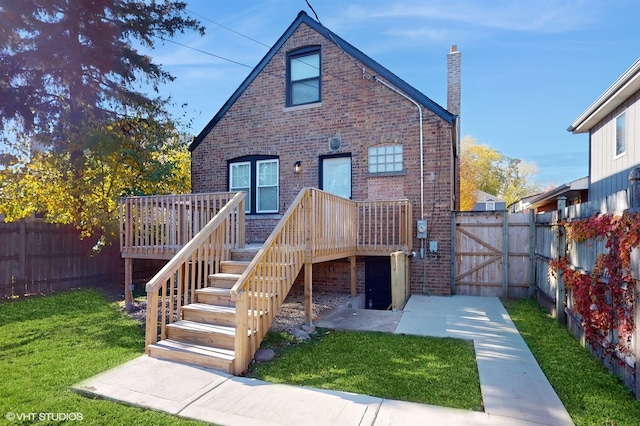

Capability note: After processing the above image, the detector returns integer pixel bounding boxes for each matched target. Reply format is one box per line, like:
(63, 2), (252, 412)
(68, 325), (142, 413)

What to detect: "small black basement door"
(365, 257), (391, 310)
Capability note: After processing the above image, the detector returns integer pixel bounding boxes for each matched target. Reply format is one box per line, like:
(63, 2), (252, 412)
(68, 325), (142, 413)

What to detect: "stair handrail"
(144, 191), (246, 349)
(229, 188), (310, 373)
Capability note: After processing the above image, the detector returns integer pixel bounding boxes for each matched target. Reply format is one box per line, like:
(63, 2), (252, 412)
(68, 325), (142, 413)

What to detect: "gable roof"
(474, 190), (505, 204)
(568, 58), (640, 134)
(190, 11), (456, 151)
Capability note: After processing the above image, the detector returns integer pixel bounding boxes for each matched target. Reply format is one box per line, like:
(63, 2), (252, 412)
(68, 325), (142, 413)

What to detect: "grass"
(0, 289), (204, 425)
(246, 329), (483, 411)
(503, 298), (640, 426)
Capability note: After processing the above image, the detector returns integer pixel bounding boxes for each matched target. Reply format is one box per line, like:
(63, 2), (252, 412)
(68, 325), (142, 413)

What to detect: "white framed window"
(368, 145), (403, 173)
(485, 200), (495, 211)
(229, 156), (279, 214)
(288, 47), (320, 106)
(615, 111), (626, 157)
(229, 162), (251, 213)
(257, 159), (279, 213)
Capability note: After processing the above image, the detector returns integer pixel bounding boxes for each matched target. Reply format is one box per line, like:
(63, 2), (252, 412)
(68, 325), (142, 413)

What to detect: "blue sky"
(148, 0), (640, 187)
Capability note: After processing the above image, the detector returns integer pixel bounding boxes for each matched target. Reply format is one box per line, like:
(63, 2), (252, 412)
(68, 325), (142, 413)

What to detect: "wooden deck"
(119, 188), (412, 374)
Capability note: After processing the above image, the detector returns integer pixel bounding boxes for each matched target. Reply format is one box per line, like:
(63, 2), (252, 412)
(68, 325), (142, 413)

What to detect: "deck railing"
(356, 199), (412, 255)
(143, 192), (246, 348)
(120, 192), (240, 259)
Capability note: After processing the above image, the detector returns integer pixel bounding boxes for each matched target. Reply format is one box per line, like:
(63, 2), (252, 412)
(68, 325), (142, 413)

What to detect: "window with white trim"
(228, 156), (279, 214)
(229, 162), (251, 213)
(368, 145), (403, 174)
(615, 111), (626, 157)
(256, 159), (279, 212)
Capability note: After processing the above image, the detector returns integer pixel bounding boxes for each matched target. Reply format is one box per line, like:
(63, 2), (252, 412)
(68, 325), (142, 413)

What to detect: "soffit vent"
(328, 136), (341, 151)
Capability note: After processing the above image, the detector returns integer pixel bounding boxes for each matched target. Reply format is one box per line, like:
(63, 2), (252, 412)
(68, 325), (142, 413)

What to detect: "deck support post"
(350, 256), (357, 297)
(124, 257), (133, 309)
(304, 262), (313, 325)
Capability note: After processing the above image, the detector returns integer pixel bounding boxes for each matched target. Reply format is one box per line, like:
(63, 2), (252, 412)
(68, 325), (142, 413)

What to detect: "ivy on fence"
(550, 211), (640, 360)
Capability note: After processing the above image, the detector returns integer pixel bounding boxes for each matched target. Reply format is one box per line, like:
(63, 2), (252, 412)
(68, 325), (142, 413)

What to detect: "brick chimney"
(447, 45), (461, 210)
(447, 45), (461, 117)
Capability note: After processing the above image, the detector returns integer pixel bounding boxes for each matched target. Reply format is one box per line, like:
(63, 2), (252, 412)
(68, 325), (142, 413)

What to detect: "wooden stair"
(147, 246), (261, 372)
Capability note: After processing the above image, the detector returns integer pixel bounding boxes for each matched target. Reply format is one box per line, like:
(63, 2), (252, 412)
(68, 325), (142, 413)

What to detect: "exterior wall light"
(294, 161), (302, 173)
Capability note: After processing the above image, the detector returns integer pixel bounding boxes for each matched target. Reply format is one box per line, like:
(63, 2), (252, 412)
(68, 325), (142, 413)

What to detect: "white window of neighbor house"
(256, 159), (279, 213)
(485, 200), (496, 211)
(615, 111), (626, 157)
(229, 162), (251, 213)
(368, 145), (403, 174)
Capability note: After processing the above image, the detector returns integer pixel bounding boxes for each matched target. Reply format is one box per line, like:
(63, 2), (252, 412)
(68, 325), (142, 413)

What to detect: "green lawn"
(5, 289), (636, 425)
(246, 329), (483, 411)
(503, 298), (640, 426)
(0, 289), (203, 425)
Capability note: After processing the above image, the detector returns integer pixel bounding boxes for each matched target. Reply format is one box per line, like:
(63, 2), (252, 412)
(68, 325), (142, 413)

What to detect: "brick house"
(190, 11), (460, 301)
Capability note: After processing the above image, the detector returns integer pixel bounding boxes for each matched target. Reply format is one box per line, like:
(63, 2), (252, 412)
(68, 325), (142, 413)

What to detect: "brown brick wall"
(192, 23), (456, 295)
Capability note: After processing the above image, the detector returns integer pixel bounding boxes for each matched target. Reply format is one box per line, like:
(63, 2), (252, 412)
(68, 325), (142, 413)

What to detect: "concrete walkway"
(72, 295), (574, 425)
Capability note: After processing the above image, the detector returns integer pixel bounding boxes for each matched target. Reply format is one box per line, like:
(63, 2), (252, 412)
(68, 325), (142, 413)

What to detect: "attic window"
(287, 47), (320, 106)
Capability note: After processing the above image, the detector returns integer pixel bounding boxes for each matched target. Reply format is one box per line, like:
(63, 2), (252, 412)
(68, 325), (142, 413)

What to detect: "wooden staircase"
(138, 189), (412, 375)
(147, 247), (262, 372)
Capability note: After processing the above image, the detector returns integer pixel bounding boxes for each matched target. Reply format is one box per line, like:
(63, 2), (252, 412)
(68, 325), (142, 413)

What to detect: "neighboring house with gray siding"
(472, 190), (506, 211)
(569, 58), (640, 201)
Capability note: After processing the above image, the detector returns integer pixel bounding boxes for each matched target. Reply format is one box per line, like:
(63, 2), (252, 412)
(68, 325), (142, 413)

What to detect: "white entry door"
(321, 156), (351, 199)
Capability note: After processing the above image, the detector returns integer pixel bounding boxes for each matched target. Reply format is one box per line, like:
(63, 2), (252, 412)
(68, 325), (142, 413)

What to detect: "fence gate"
(452, 211), (532, 298)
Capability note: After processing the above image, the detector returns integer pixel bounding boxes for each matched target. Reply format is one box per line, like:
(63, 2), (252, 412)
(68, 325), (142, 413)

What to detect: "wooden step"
(196, 287), (233, 306)
(220, 260), (250, 274)
(147, 339), (234, 372)
(230, 248), (260, 261)
(182, 303), (236, 326)
(166, 320), (236, 349)
(209, 273), (241, 289)
(182, 303), (266, 328)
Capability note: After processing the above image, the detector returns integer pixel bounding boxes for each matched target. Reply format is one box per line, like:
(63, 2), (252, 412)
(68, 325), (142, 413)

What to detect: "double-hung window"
(229, 156), (279, 214)
(287, 47), (320, 106)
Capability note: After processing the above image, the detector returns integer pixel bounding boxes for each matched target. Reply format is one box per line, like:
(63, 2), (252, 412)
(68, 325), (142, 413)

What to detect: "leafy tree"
(0, 119), (191, 242)
(0, 0), (202, 243)
(0, 0), (203, 142)
(459, 136), (544, 210)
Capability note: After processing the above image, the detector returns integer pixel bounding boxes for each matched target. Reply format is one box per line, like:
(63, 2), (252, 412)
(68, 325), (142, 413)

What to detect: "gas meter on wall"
(416, 220), (427, 239)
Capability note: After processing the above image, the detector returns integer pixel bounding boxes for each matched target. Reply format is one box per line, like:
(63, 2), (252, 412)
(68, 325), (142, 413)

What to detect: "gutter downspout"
(373, 76), (425, 258)
(373, 76), (424, 221)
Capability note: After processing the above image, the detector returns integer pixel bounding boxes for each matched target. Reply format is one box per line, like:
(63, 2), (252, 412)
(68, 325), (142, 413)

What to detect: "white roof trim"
(569, 58), (640, 134)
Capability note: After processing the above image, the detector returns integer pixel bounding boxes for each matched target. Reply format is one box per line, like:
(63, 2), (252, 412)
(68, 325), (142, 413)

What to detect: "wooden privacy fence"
(452, 211), (533, 298)
(534, 189), (638, 395)
(0, 220), (116, 299)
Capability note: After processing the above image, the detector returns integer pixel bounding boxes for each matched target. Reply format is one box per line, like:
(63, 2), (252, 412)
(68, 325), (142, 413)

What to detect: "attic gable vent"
(328, 136), (341, 151)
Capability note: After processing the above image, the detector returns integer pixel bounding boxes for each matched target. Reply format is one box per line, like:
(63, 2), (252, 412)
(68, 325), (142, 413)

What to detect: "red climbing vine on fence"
(550, 211), (640, 359)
